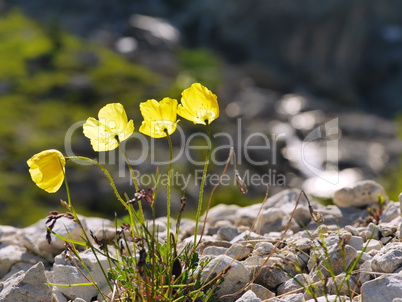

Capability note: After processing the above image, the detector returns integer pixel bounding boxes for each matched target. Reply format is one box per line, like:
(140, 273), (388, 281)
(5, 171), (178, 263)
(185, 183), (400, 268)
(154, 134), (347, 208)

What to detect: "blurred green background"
(0, 9), (223, 226)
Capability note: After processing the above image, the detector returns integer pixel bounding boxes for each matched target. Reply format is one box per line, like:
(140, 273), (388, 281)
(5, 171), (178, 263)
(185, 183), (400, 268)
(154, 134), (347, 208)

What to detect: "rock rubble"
(1, 180), (402, 301)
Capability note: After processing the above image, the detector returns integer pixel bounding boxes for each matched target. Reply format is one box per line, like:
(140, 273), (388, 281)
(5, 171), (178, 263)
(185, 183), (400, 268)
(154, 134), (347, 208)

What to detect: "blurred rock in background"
(8, 0), (402, 116)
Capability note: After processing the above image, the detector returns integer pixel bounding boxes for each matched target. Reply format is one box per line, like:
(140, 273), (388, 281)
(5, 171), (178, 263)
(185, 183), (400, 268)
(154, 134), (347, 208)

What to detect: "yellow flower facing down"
(139, 98), (179, 138)
(27, 149), (66, 193)
(178, 83), (219, 125)
(83, 103), (134, 152)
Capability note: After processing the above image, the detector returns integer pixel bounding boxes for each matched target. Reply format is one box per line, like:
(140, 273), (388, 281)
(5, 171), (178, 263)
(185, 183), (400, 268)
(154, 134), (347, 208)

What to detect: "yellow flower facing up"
(27, 149), (66, 193)
(178, 83), (219, 125)
(139, 97), (179, 138)
(83, 103), (134, 152)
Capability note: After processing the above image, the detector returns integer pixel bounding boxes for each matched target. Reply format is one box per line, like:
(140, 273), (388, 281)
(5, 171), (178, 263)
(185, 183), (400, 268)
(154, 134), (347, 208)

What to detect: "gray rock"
(347, 236), (364, 251)
(361, 222), (380, 241)
(345, 225), (360, 236)
(322, 236), (341, 248)
(217, 226), (240, 241)
(254, 208), (286, 234)
(53, 290), (68, 302)
(198, 240), (232, 254)
(326, 272), (356, 296)
(252, 266), (289, 290)
(244, 256), (262, 266)
(399, 192), (402, 213)
(52, 249), (112, 301)
(297, 253), (309, 271)
(399, 196), (402, 239)
(358, 260), (373, 284)
(227, 243), (251, 260)
(380, 201), (400, 222)
(235, 290), (262, 302)
(333, 180), (386, 208)
(0, 261), (55, 302)
(200, 255), (250, 301)
(252, 242), (275, 256)
(22, 216), (88, 261)
(309, 245), (357, 280)
(231, 231), (265, 244)
(380, 236), (392, 245)
(272, 293), (305, 302)
(277, 273), (311, 295)
(246, 283), (275, 300)
(371, 242), (402, 273)
(305, 295), (350, 302)
(291, 238), (313, 252)
(0, 226), (23, 246)
(361, 275), (402, 302)
(203, 246), (228, 256)
(179, 235), (216, 251)
(203, 204), (240, 226)
(364, 239), (383, 252)
(178, 218), (200, 240)
(0, 244), (45, 280)
(378, 223), (398, 237)
(1, 261), (43, 282)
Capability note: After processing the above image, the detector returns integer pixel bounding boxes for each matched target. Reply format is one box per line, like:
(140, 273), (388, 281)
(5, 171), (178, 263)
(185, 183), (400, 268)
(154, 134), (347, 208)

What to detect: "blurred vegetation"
(380, 114), (402, 201)
(0, 10), (223, 226)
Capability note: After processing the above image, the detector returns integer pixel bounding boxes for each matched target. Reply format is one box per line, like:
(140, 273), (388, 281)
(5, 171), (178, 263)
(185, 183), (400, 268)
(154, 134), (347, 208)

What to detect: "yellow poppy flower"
(177, 83), (219, 125)
(27, 149), (66, 193)
(139, 97), (178, 138)
(83, 103), (134, 152)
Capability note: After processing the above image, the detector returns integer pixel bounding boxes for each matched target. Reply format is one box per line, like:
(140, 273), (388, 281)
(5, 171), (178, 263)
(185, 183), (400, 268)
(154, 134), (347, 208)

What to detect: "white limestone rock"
(0, 261), (55, 302)
(371, 242), (402, 273)
(22, 216), (88, 261)
(0, 244), (45, 280)
(235, 290), (262, 302)
(333, 180), (386, 208)
(52, 249), (113, 301)
(246, 283), (275, 300)
(227, 243), (251, 260)
(199, 254), (250, 301)
(277, 273), (311, 295)
(361, 275), (402, 302)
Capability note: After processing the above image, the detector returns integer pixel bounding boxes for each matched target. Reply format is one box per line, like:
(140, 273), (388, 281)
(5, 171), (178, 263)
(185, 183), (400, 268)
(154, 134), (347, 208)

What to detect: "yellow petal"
(119, 119), (135, 142)
(82, 117), (104, 140)
(179, 83), (219, 124)
(27, 149), (65, 193)
(139, 99), (163, 122)
(83, 103), (134, 151)
(139, 121), (167, 138)
(98, 103), (129, 133)
(139, 98), (178, 138)
(159, 98), (178, 122)
(177, 104), (203, 124)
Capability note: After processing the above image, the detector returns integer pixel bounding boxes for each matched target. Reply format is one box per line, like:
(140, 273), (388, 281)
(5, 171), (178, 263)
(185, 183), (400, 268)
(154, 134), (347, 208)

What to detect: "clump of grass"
(28, 85), (226, 301)
(269, 219), (376, 302)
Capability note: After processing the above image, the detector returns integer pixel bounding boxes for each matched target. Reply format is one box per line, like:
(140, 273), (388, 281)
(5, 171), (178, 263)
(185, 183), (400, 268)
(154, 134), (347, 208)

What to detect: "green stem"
(120, 148), (145, 224)
(166, 132), (173, 250)
(166, 130), (174, 296)
(59, 165), (112, 299)
(193, 122), (211, 247)
(62, 165), (73, 209)
(120, 148), (139, 191)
